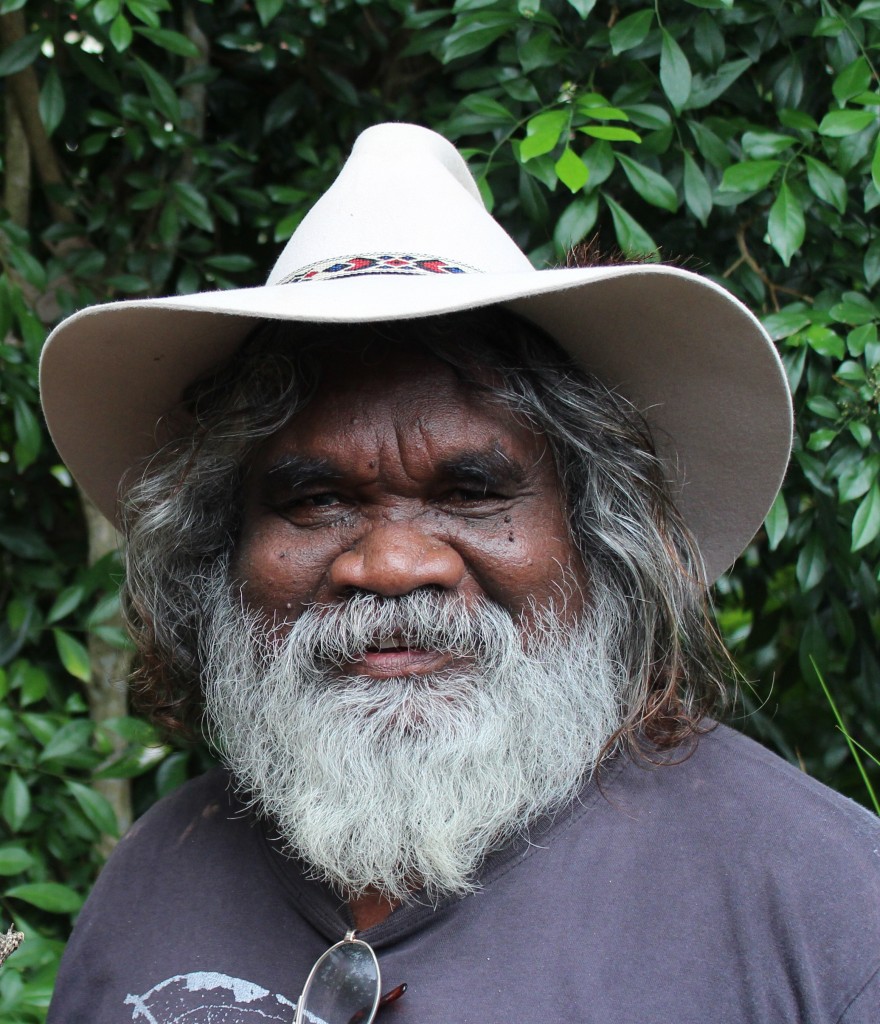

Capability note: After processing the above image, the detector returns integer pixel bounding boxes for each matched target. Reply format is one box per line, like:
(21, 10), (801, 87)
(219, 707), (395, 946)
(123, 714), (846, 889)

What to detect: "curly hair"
(120, 307), (731, 755)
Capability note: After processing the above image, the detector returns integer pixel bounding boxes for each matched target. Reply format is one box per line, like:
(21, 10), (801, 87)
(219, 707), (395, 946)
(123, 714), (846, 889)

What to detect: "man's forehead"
(252, 339), (551, 471)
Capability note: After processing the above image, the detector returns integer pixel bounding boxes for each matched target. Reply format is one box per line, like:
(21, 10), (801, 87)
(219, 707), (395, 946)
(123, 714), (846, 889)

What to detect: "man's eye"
(446, 486), (500, 503)
(270, 492), (344, 515)
(301, 492), (341, 507)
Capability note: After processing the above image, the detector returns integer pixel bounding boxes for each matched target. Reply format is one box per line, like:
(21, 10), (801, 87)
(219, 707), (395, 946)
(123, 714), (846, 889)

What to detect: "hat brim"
(39, 263), (792, 582)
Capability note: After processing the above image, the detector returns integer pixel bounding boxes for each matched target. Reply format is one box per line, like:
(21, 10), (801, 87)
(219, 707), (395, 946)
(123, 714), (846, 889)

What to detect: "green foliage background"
(0, 0), (878, 1017)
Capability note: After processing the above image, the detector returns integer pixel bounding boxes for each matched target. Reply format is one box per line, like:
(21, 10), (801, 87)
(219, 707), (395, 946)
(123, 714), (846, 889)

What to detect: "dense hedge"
(1, 0), (878, 1017)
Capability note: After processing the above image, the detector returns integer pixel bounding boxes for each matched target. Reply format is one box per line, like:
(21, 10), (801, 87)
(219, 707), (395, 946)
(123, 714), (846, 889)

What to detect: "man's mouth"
(350, 635), (456, 678)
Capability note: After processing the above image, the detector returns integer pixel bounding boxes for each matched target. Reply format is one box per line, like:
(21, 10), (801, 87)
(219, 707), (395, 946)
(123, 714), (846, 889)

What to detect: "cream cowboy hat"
(39, 122), (792, 583)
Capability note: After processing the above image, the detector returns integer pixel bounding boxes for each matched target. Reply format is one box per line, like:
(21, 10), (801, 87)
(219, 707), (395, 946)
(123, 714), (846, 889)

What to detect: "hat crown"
(266, 123), (534, 285)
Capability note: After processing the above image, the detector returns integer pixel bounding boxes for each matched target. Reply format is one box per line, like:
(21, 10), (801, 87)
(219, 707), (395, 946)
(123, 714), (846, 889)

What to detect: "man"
(41, 124), (879, 1023)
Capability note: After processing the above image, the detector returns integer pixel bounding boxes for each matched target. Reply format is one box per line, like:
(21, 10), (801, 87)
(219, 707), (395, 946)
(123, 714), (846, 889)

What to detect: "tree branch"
(0, 10), (70, 224)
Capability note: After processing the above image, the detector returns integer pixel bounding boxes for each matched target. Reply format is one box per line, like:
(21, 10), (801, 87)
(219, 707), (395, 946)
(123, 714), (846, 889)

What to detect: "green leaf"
(7, 882), (83, 914)
(603, 194), (659, 258)
(173, 182), (214, 232)
(609, 9), (653, 55)
(683, 152), (712, 225)
(53, 629), (91, 683)
(741, 131), (797, 159)
(577, 125), (641, 143)
(852, 481), (880, 551)
(574, 100), (629, 122)
(0, 32), (42, 77)
(833, 57), (872, 103)
(255, 0), (285, 26)
(839, 455), (879, 502)
(818, 109), (874, 137)
(803, 155), (847, 213)
(127, 0), (161, 27)
(864, 238), (880, 289)
(616, 153), (679, 212)
(134, 57), (180, 124)
(66, 780), (119, 836)
(767, 183), (805, 266)
(12, 394), (42, 472)
(854, 0), (880, 18)
(807, 428), (837, 451)
(688, 120), (730, 169)
(660, 30), (692, 111)
(850, 421), (872, 447)
(796, 534), (827, 590)
(764, 492), (789, 550)
(804, 326), (844, 359)
(762, 309), (811, 340)
(442, 14), (515, 63)
(554, 147), (589, 193)
(204, 254), (257, 273)
(0, 526), (53, 560)
(872, 134), (880, 192)
(719, 160), (781, 193)
(830, 293), (879, 325)
(565, 0), (596, 16)
(806, 395), (839, 419)
(39, 719), (92, 763)
(92, 0), (119, 24)
(847, 322), (878, 357)
(109, 13), (133, 52)
(39, 65), (65, 135)
(2, 772), (30, 832)
(553, 194), (598, 252)
(520, 110), (568, 161)
(0, 845), (35, 875)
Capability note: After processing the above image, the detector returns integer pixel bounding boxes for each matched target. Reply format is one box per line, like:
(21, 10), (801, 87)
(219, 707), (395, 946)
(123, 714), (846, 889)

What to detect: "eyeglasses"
(294, 930), (406, 1024)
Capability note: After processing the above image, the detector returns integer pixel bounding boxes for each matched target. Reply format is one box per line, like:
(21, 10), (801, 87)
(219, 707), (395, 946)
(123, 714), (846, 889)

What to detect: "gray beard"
(201, 585), (625, 903)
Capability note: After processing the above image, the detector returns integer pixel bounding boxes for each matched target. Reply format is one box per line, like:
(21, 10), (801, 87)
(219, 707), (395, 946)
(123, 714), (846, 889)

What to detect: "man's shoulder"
(107, 764), (245, 863)
(609, 723), (880, 882)
(693, 723), (878, 828)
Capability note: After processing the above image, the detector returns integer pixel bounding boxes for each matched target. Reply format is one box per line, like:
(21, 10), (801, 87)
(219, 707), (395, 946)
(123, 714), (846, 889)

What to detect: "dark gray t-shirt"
(48, 725), (880, 1023)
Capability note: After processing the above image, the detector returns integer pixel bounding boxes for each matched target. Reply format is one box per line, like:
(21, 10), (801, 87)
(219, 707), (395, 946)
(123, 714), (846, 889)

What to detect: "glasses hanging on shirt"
(294, 930), (406, 1024)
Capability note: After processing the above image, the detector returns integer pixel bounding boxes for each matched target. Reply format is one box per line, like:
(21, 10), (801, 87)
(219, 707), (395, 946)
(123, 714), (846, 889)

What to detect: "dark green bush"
(1, 1), (878, 1017)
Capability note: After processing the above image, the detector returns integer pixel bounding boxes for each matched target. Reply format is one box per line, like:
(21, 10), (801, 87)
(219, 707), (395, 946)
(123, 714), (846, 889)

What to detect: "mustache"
(261, 590), (519, 668)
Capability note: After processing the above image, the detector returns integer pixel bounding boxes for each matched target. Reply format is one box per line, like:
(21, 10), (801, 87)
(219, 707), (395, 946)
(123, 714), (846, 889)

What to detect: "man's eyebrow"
(439, 449), (526, 487)
(260, 455), (343, 489)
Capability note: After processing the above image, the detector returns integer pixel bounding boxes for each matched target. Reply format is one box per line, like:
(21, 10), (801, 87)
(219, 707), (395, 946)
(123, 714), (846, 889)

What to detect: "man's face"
(204, 341), (624, 901)
(234, 343), (586, 647)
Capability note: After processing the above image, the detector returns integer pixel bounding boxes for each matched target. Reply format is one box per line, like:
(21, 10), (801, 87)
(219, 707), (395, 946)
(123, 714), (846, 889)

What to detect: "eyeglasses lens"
(297, 938), (380, 1024)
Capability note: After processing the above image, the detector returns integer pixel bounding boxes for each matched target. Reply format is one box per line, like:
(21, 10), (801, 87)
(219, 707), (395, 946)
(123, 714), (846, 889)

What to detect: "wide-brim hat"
(40, 122), (792, 583)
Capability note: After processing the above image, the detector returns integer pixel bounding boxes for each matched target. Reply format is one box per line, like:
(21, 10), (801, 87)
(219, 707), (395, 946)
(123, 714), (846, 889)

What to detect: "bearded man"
(41, 124), (879, 1024)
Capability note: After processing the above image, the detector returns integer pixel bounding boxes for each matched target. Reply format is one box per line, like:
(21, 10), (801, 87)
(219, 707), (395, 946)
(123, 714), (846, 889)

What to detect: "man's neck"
(348, 888), (399, 931)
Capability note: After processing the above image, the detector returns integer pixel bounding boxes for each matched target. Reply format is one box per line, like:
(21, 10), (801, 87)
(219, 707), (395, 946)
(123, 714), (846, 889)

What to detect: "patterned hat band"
(276, 254), (477, 284)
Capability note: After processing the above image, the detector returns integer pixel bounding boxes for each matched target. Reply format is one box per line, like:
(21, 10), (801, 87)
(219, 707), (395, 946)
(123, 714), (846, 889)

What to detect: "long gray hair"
(121, 307), (730, 755)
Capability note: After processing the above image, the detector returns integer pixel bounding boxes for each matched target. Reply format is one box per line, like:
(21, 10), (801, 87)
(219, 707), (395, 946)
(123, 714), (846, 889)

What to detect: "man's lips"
(345, 642), (456, 678)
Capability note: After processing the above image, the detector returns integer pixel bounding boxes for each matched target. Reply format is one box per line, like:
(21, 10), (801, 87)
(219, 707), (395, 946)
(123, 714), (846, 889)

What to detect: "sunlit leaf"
(520, 109), (568, 161)
(554, 147), (589, 193)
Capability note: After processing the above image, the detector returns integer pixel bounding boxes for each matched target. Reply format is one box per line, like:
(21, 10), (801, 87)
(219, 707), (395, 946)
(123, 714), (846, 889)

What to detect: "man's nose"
(328, 520), (466, 596)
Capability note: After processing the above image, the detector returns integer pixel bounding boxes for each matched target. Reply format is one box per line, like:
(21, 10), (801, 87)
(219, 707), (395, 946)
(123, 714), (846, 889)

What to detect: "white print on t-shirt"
(124, 971), (300, 1023)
